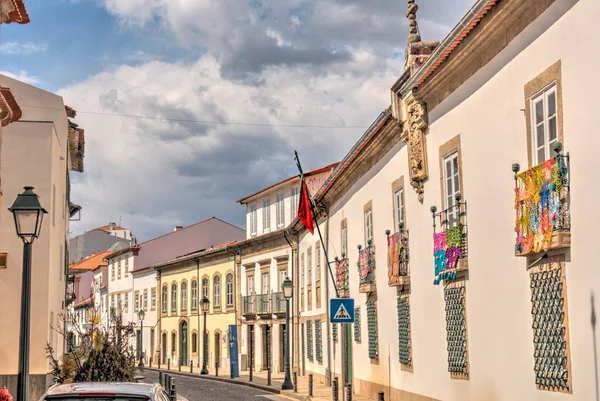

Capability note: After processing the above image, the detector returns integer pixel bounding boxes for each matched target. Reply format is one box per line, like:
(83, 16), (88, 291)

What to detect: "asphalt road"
(141, 370), (289, 401)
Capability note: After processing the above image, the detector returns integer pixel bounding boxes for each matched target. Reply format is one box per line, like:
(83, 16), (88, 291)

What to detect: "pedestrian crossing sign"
(330, 298), (355, 323)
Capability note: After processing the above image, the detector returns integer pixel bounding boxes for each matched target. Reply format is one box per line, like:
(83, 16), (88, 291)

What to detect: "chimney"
(174, 226), (183, 232)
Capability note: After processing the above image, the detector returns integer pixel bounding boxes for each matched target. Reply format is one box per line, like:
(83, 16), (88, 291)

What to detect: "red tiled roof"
(415, 0), (498, 88)
(237, 161), (340, 204)
(0, 86), (22, 127)
(69, 252), (111, 271)
(88, 223), (129, 233)
(104, 245), (140, 260)
(0, 0), (30, 24)
(74, 296), (93, 308)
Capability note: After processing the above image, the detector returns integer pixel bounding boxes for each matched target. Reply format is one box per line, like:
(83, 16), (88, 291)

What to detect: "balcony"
(65, 276), (76, 305)
(357, 242), (376, 293)
(271, 292), (286, 316)
(255, 294), (271, 316)
(242, 295), (255, 317)
(513, 145), (570, 257)
(334, 257), (350, 298)
(386, 225), (410, 288)
(431, 194), (468, 286)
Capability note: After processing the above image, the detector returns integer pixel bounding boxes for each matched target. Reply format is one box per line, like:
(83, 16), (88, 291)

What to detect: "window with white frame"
(250, 204), (258, 236)
(365, 209), (373, 244)
(151, 288), (156, 309)
(262, 272), (269, 294)
(143, 289), (148, 310)
(214, 276), (221, 308)
(171, 284), (177, 312)
(191, 280), (198, 310)
(162, 286), (167, 312)
(341, 223), (348, 257)
(443, 151), (460, 227)
(307, 247), (312, 283)
(202, 278), (208, 299)
(263, 199), (271, 232)
(226, 274), (234, 307)
(531, 84), (558, 164)
(279, 269), (287, 291)
(394, 187), (405, 233)
(276, 193), (285, 228)
(315, 243), (321, 282)
(301, 254), (305, 288)
(247, 275), (254, 295)
(181, 282), (187, 311)
(291, 187), (300, 220)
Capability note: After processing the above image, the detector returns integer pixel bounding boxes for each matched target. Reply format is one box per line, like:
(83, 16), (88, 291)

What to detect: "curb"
(142, 367), (283, 395)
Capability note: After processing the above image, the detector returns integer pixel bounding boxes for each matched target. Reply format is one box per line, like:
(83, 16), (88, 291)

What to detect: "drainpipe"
(283, 231), (295, 372)
(324, 209), (332, 386)
(193, 257), (201, 367)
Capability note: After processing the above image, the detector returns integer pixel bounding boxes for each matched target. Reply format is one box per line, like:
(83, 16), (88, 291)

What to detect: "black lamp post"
(281, 277), (293, 390)
(9, 186), (47, 401)
(138, 309), (145, 368)
(200, 296), (210, 375)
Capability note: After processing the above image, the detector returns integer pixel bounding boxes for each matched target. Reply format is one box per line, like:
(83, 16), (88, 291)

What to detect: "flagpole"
(294, 151), (340, 299)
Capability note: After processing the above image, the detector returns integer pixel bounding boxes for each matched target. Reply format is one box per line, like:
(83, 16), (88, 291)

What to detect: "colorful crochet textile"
(358, 247), (371, 281)
(335, 258), (349, 291)
(387, 231), (406, 285)
(432, 223), (463, 285)
(514, 155), (568, 255)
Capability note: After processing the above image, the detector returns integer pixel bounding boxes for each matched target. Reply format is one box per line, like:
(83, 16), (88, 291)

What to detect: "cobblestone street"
(141, 370), (290, 401)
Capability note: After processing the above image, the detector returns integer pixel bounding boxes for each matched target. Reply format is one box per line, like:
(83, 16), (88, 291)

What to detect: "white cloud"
(0, 41), (48, 55)
(0, 70), (40, 85)
(62, 51), (400, 240)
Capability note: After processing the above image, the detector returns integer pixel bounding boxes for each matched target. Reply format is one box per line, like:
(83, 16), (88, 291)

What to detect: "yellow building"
(153, 243), (239, 370)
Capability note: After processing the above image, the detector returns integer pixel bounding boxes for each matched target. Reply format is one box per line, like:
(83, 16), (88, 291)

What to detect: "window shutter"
(367, 302), (378, 359)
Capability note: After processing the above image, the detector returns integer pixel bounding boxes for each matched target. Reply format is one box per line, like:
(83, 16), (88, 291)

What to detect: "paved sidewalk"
(142, 364), (373, 401)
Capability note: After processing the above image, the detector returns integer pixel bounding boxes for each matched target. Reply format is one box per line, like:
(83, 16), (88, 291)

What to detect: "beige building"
(153, 243), (238, 370)
(0, 73), (86, 398)
(286, 0), (600, 400)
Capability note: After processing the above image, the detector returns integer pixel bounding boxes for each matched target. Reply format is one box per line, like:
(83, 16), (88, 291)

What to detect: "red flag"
(297, 178), (314, 234)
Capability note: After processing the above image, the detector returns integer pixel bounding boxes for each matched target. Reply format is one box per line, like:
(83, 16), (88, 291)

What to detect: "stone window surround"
(524, 60), (564, 169)
(439, 134), (465, 214)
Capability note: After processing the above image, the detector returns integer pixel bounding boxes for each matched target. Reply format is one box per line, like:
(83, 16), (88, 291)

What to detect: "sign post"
(228, 325), (239, 378)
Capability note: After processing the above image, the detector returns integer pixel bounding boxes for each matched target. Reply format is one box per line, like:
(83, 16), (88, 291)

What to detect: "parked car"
(39, 382), (171, 401)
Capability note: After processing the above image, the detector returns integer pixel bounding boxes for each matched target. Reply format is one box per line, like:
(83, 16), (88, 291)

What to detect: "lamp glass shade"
(281, 277), (293, 299)
(9, 187), (47, 242)
(138, 309), (145, 321)
(201, 296), (210, 312)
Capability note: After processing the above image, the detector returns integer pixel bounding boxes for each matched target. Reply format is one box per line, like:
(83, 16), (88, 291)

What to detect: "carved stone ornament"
(393, 92), (429, 203)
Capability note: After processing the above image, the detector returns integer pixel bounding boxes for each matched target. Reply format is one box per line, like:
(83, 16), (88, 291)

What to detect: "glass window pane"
(535, 99), (544, 124)
(536, 124), (545, 147)
(446, 160), (451, 178)
(454, 174), (459, 193)
(548, 91), (556, 117)
(452, 156), (459, 175)
(537, 147), (545, 163)
(446, 178), (452, 196)
(548, 116), (558, 142)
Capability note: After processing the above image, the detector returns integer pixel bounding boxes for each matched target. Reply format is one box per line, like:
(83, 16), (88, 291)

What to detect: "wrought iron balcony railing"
(431, 193), (468, 286)
(357, 241), (376, 291)
(65, 277), (76, 304)
(386, 224), (409, 287)
(512, 142), (570, 257)
(255, 293), (271, 315)
(242, 294), (255, 316)
(271, 291), (286, 314)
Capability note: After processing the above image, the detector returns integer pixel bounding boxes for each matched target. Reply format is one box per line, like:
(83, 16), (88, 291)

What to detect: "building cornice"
(0, 0), (30, 24)
(0, 86), (22, 127)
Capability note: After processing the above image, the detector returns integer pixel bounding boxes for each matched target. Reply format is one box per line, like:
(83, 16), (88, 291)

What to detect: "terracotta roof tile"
(88, 223), (128, 233)
(69, 251), (111, 271)
(0, 0), (30, 24)
(0, 86), (22, 127)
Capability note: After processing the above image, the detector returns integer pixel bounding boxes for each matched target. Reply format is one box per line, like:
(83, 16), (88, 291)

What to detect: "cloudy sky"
(1, 0), (474, 241)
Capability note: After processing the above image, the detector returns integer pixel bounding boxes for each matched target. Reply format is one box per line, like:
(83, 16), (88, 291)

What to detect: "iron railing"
(271, 292), (286, 314)
(242, 295), (255, 315)
(256, 294), (271, 314)
(431, 193), (468, 260)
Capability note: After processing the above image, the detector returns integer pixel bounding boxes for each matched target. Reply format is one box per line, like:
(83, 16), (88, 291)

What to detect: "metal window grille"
(444, 285), (468, 377)
(307, 320), (313, 361)
(397, 297), (411, 366)
(315, 320), (322, 363)
(354, 307), (361, 342)
(367, 302), (378, 359)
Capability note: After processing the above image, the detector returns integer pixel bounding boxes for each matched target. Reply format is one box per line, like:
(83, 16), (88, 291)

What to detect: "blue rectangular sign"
(228, 325), (240, 378)
(330, 298), (355, 323)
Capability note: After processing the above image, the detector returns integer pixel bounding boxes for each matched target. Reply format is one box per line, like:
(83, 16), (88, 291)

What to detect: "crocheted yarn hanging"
(433, 223), (463, 285)
(335, 258), (348, 291)
(387, 231), (404, 284)
(515, 155), (568, 254)
(358, 247), (371, 280)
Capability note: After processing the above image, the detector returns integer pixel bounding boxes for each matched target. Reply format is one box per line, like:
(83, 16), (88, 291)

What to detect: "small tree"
(47, 303), (137, 384)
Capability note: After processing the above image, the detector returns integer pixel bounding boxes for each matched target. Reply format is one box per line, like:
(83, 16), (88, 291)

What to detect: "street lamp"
(281, 277), (293, 390)
(9, 186), (47, 401)
(200, 296), (210, 375)
(138, 309), (145, 368)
